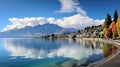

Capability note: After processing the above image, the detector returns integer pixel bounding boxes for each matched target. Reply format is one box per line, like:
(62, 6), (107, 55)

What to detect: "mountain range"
(0, 23), (77, 38)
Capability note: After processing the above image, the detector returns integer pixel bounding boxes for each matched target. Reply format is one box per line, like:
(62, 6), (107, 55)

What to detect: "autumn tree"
(102, 13), (112, 37)
(102, 10), (119, 38)
(117, 17), (120, 36)
(109, 21), (118, 38)
(105, 28), (112, 38)
(113, 10), (118, 23)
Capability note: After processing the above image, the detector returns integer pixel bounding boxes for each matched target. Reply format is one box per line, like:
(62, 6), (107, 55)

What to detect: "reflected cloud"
(4, 38), (103, 60)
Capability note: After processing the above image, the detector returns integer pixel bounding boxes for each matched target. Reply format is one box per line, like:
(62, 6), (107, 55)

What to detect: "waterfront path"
(88, 40), (120, 67)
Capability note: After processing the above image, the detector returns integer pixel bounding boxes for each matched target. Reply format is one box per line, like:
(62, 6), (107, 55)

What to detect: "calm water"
(0, 38), (117, 67)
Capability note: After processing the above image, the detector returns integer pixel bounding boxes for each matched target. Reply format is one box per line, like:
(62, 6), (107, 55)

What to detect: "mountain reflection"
(3, 38), (117, 61)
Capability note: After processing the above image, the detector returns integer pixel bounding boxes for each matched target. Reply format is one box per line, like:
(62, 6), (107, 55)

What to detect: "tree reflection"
(3, 38), (118, 67)
(84, 40), (102, 50)
(103, 42), (117, 57)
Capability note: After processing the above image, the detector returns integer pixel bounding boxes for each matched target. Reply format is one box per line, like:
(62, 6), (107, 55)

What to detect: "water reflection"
(4, 38), (103, 60)
(3, 38), (117, 67)
(103, 43), (117, 57)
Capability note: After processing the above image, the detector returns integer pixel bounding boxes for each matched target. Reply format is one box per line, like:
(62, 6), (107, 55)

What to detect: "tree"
(103, 28), (107, 35)
(113, 10), (118, 23)
(102, 13), (112, 29)
(102, 13), (112, 37)
(117, 17), (120, 36)
(109, 22), (117, 37)
(78, 30), (81, 33)
(105, 28), (112, 38)
(51, 34), (55, 37)
(92, 25), (95, 29)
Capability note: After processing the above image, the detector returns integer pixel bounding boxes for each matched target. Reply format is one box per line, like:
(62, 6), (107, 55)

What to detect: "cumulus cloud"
(55, 0), (86, 15)
(3, 14), (104, 31)
(2, 0), (104, 32)
(56, 14), (104, 29)
(3, 17), (48, 31)
(2, 0), (104, 31)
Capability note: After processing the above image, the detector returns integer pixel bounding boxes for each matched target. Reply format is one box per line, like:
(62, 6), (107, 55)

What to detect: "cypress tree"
(113, 9), (118, 23)
(102, 13), (112, 29)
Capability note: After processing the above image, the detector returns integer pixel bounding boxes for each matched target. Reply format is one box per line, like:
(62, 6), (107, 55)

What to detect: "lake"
(0, 38), (117, 67)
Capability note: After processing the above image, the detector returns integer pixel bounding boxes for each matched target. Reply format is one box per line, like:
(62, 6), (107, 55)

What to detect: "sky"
(0, 0), (120, 32)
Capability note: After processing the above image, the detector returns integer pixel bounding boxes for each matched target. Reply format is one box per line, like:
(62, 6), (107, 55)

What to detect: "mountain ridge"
(0, 23), (77, 37)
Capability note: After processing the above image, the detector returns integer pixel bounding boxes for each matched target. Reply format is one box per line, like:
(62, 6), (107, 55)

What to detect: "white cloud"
(56, 14), (104, 29)
(4, 17), (48, 31)
(2, 0), (105, 32)
(3, 14), (104, 31)
(2, 0), (104, 32)
(55, 0), (86, 15)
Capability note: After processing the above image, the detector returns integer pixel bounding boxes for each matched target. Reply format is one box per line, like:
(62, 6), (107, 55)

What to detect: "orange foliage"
(111, 44), (117, 54)
(105, 28), (112, 38)
(109, 22), (117, 34)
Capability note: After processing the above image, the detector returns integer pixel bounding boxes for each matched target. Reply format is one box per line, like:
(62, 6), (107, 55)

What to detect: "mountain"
(0, 23), (77, 38)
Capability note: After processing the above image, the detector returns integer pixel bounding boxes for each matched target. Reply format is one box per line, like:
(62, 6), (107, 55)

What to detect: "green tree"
(51, 34), (55, 37)
(102, 13), (112, 36)
(102, 13), (112, 29)
(78, 30), (81, 33)
(113, 10), (118, 23)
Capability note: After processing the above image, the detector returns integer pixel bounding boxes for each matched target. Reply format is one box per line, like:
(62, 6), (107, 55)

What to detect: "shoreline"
(87, 38), (120, 67)
(43, 37), (120, 67)
(5, 37), (120, 67)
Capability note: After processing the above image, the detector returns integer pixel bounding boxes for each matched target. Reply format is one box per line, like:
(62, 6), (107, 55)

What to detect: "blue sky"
(0, 0), (120, 31)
